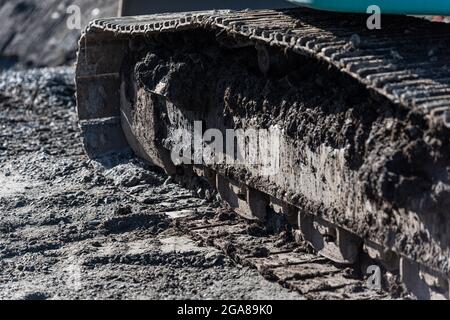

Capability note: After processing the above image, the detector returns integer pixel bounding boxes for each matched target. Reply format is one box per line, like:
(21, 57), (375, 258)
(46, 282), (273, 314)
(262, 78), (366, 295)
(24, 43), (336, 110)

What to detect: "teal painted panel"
(288, 0), (450, 15)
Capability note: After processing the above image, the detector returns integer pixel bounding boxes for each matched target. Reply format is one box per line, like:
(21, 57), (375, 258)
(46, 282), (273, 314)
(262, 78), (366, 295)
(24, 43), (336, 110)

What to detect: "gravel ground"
(0, 67), (302, 300)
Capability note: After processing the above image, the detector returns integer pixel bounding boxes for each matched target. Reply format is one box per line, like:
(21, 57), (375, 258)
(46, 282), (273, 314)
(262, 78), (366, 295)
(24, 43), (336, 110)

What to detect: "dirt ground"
(0, 0), (117, 69)
(0, 67), (303, 300)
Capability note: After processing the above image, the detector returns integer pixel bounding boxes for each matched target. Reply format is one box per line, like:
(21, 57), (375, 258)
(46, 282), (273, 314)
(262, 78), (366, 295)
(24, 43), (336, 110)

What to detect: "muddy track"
(175, 213), (397, 299)
(86, 8), (450, 128)
(107, 166), (401, 300)
(0, 67), (399, 300)
(75, 9), (450, 298)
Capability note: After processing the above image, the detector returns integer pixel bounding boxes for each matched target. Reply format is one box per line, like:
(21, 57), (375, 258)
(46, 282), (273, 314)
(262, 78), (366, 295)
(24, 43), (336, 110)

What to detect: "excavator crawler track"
(76, 8), (450, 299)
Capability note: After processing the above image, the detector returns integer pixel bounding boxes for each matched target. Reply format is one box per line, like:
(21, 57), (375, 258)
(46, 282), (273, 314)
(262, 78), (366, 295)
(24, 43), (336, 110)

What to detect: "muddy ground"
(0, 67), (304, 300)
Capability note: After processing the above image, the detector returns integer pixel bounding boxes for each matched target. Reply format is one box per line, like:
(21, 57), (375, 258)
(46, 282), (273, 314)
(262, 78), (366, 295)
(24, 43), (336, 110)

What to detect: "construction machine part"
(299, 212), (362, 265)
(288, 0), (450, 15)
(217, 174), (270, 221)
(76, 8), (450, 298)
(177, 209), (393, 299)
(400, 258), (449, 300)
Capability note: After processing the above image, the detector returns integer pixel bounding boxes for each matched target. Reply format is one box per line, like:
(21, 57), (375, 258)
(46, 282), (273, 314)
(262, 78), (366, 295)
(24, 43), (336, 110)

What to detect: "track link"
(174, 205), (394, 300)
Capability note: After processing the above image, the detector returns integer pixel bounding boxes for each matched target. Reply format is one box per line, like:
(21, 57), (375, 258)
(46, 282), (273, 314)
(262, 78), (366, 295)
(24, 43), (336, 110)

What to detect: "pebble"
(21, 291), (49, 301)
(115, 206), (132, 216)
(14, 200), (26, 208)
(88, 220), (101, 227)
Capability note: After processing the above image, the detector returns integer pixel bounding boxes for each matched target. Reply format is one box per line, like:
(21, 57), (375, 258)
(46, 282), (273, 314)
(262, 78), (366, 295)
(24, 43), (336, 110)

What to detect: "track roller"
(400, 258), (449, 300)
(298, 212), (362, 265)
(216, 174), (268, 220)
(270, 197), (298, 225)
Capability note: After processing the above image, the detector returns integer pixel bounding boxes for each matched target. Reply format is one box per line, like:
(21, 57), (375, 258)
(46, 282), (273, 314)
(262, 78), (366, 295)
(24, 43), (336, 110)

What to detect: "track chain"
(86, 8), (450, 129)
(174, 209), (394, 300)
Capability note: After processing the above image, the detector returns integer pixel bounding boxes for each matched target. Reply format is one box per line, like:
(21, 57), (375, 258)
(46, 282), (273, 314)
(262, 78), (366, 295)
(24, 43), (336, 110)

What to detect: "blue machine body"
(288, 0), (450, 15)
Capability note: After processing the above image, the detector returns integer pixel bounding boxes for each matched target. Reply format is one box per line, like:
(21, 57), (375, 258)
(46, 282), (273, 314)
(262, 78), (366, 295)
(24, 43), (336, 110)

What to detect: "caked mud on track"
(76, 8), (450, 298)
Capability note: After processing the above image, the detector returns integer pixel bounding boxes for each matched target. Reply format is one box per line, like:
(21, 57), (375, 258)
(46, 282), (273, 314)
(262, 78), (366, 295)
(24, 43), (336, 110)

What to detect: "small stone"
(142, 197), (157, 205)
(87, 220), (101, 227)
(218, 211), (236, 222)
(91, 241), (102, 248)
(14, 200), (26, 208)
(252, 246), (270, 258)
(115, 205), (132, 216)
(22, 291), (49, 301)
(246, 223), (266, 237)
(26, 265), (36, 272)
